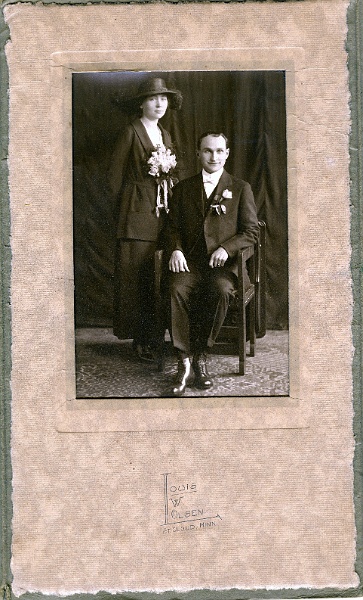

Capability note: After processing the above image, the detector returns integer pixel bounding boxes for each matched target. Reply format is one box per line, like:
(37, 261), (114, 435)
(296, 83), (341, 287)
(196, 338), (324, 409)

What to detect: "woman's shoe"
(132, 341), (155, 363)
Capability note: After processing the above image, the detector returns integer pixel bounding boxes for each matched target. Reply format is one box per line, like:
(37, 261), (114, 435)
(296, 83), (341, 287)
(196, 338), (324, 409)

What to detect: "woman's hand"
(169, 250), (190, 273)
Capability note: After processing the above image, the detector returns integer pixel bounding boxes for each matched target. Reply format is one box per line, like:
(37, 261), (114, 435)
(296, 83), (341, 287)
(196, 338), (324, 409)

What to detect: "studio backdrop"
(72, 70), (288, 330)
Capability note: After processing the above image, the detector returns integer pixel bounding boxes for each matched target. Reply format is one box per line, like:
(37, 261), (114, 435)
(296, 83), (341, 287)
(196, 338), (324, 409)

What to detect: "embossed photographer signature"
(161, 473), (222, 530)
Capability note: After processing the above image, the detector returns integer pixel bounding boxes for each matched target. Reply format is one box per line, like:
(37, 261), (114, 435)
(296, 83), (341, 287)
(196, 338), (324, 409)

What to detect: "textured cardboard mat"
(4, 1), (358, 595)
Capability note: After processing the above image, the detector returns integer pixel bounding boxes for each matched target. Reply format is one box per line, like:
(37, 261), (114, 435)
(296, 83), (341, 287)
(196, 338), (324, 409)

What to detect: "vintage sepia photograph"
(73, 70), (288, 398)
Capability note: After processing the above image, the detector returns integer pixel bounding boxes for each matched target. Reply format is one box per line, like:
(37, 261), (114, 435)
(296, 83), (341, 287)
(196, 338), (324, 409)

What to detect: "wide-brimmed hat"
(132, 77), (180, 100)
(114, 77), (183, 113)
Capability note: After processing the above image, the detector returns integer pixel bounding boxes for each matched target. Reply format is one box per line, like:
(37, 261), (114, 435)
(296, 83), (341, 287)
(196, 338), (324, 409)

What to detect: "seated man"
(165, 131), (259, 396)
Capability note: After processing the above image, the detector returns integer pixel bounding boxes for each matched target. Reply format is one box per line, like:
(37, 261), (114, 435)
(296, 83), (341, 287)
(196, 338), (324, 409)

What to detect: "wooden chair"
(255, 220), (267, 339)
(154, 220), (266, 375)
(213, 220), (266, 374)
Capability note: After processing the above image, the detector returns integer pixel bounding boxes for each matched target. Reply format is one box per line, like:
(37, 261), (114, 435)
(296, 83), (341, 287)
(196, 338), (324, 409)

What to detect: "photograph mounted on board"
(73, 70), (288, 399)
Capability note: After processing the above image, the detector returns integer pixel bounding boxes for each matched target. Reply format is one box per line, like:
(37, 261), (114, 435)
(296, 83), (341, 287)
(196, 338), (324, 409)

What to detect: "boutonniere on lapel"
(210, 189), (233, 216)
(147, 145), (178, 217)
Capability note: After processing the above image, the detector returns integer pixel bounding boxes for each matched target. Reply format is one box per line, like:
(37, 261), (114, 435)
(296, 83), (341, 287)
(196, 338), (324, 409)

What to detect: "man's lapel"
(204, 170), (233, 215)
(188, 170), (234, 218)
(214, 169), (233, 199)
(190, 173), (206, 216)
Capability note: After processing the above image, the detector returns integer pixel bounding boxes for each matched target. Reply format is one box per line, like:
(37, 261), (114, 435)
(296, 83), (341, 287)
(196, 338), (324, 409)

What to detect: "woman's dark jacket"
(109, 118), (172, 242)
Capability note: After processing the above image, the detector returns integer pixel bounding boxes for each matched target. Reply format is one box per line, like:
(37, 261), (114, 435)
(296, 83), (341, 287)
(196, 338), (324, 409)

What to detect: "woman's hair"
(197, 131), (229, 150)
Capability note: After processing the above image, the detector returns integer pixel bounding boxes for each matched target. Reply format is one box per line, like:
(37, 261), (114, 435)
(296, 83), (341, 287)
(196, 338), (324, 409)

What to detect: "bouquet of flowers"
(210, 188), (233, 215)
(147, 145), (177, 217)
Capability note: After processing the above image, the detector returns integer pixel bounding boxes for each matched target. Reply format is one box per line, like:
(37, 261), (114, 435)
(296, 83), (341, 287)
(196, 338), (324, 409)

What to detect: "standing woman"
(109, 77), (183, 360)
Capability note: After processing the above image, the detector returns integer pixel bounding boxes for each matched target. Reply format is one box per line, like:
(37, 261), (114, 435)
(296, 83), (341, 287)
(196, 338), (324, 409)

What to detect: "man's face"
(197, 135), (230, 173)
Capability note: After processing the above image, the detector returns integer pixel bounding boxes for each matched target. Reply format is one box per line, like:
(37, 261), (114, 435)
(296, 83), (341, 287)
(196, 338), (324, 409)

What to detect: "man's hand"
(209, 247), (229, 268)
(169, 250), (190, 273)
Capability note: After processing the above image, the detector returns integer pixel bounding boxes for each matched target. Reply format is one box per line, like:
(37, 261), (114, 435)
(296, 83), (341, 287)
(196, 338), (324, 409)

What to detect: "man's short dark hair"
(197, 131), (229, 150)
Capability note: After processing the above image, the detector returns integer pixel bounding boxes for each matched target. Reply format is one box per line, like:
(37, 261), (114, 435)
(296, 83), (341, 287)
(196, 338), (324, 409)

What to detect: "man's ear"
(196, 149), (201, 160)
(225, 148), (230, 159)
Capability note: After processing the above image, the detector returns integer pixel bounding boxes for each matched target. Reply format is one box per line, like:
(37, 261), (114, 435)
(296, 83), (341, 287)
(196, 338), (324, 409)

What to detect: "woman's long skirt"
(113, 239), (159, 345)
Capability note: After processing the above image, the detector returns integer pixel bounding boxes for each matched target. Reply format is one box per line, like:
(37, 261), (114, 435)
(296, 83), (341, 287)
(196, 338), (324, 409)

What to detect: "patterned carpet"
(75, 328), (289, 398)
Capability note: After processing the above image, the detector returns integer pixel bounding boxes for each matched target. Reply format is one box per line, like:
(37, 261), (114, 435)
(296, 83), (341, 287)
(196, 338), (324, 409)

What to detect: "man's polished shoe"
(171, 357), (192, 397)
(192, 353), (213, 389)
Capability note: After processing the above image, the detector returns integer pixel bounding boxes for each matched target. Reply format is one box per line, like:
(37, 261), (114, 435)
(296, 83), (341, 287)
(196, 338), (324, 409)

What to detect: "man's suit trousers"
(169, 263), (238, 355)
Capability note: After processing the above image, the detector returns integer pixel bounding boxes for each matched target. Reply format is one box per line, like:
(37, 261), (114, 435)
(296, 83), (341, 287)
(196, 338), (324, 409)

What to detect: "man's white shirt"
(202, 167), (224, 198)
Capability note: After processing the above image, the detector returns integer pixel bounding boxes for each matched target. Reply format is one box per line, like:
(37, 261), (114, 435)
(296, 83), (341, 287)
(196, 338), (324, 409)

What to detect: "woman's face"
(141, 94), (168, 120)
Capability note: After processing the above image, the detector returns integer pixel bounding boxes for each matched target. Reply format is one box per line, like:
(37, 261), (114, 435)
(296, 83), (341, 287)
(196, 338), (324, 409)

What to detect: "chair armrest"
(238, 245), (255, 289)
(238, 246), (254, 263)
(155, 248), (164, 263)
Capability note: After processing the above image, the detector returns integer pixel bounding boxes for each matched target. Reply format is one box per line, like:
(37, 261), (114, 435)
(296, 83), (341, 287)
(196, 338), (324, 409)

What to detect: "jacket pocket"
(124, 181), (156, 213)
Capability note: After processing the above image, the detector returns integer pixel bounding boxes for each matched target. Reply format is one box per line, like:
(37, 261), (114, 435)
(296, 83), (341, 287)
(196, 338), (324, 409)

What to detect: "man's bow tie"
(203, 176), (216, 185)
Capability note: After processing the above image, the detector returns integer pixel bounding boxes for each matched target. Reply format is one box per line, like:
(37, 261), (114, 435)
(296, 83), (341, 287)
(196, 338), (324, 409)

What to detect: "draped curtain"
(73, 70), (288, 329)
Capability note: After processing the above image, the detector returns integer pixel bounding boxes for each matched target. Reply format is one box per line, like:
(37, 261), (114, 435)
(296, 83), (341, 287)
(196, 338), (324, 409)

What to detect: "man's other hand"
(209, 247), (229, 268)
(169, 250), (190, 273)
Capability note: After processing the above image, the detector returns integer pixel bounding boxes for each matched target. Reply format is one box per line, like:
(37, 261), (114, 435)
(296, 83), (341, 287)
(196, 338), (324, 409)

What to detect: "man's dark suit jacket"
(165, 169), (259, 276)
